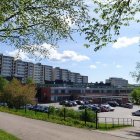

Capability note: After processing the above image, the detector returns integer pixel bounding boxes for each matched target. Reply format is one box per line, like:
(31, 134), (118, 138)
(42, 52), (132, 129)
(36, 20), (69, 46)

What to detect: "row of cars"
(78, 104), (115, 113)
(25, 104), (49, 113)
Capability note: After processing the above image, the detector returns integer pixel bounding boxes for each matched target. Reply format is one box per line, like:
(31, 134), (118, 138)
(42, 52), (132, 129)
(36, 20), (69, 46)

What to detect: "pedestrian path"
(97, 126), (140, 140)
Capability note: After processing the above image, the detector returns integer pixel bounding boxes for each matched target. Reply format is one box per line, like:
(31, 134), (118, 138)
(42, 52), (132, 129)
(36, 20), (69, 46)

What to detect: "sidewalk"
(97, 127), (140, 140)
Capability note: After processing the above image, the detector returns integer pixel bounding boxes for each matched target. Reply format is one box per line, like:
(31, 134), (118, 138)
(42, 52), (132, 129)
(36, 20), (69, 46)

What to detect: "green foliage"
(0, 0), (88, 56)
(131, 87), (140, 105)
(0, 76), (8, 92)
(26, 77), (35, 84)
(131, 62), (140, 83)
(1, 78), (36, 109)
(80, 109), (96, 122)
(0, 129), (20, 140)
(83, 0), (140, 51)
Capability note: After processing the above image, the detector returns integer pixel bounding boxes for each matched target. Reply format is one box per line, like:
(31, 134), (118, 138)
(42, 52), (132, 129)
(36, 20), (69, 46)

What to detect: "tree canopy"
(0, 76), (8, 92)
(0, 0), (88, 55)
(131, 87), (140, 105)
(83, 0), (140, 51)
(0, 78), (36, 109)
(0, 0), (140, 53)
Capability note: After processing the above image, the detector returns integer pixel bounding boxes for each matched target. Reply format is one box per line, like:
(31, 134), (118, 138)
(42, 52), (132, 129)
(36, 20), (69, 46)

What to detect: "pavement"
(97, 126), (140, 140)
(0, 112), (131, 140)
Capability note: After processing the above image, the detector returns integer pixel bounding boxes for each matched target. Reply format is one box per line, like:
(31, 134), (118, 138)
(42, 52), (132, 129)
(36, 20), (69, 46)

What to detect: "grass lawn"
(0, 129), (20, 140)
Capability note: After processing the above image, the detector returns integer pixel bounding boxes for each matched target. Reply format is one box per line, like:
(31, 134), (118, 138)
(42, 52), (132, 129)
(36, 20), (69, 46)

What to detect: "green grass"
(0, 129), (20, 140)
(0, 106), (131, 131)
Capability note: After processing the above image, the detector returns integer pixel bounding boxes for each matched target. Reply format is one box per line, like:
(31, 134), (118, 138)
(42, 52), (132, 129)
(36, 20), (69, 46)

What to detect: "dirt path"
(0, 112), (129, 140)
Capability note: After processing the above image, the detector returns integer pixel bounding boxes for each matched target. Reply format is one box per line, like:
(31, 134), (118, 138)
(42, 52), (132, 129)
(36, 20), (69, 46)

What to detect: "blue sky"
(0, 1), (140, 84)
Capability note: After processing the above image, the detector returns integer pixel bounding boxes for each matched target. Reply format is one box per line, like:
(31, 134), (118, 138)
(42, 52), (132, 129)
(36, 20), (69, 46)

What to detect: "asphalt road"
(0, 112), (129, 140)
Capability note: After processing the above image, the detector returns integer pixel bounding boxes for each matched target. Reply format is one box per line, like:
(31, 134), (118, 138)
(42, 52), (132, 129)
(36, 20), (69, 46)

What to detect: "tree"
(131, 87), (140, 105)
(131, 62), (140, 83)
(0, 76), (8, 92)
(83, 0), (140, 51)
(26, 77), (34, 84)
(1, 78), (36, 109)
(0, 0), (88, 55)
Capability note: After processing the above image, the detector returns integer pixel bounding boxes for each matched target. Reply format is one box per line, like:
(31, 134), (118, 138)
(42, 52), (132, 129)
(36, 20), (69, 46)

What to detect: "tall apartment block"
(33, 63), (44, 84)
(106, 77), (128, 87)
(0, 54), (88, 84)
(0, 54), (14, 77)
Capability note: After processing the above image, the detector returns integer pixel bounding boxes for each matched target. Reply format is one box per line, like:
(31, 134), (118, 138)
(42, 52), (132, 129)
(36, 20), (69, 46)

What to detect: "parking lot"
(43, 103), (140, 127)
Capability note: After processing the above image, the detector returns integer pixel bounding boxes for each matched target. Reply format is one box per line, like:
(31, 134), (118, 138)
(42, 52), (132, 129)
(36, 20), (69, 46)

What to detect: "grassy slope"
(0, 129), (20, 140)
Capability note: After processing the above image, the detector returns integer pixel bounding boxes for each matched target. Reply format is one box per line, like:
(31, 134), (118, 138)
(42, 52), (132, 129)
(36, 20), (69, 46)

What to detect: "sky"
(0, 1), (140, 84)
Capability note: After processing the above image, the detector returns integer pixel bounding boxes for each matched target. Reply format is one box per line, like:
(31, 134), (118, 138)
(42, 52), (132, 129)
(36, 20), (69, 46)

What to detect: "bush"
(80, 109), (96, 122)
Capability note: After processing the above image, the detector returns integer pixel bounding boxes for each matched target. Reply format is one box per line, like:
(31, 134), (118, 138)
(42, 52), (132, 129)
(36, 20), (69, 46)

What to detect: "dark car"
(121, 103), (133, 109)
(107, 101), (119, 107)
(78, 105), (89, 110)
(59, 100), (69, 105)
(76, 100), (84, 105)
(65, 102), (73, 107)
(70, 101), (77, 106)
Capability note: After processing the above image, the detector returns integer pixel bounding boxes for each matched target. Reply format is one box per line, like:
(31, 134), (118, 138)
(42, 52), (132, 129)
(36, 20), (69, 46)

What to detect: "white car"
(132, 110), (140, 116)
(101, 104), (114, 112)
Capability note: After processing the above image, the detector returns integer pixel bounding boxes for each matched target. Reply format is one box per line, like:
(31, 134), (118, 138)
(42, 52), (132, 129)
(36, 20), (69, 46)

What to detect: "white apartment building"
(82, 76), (88, 83)
(44, 65), (53, 81)
(27, 62), (34, 79)
(106, 77), (128, 87)
(14, 60), (28, 83)
(0, 54), (14, 77)
(0, 54), (88, 84)
(75, 73), (82, 83)
(33, 63), (44, 84)
(61, 69), (69, 82)
(53, 67), (61, 81)
(69, 72), (76, 83)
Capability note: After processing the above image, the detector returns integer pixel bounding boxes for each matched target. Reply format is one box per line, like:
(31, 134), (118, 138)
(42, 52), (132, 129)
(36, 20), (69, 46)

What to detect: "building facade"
(106, 77), (128, 87)
(0, 54), (88, 84)
(38, 85), (132, 104)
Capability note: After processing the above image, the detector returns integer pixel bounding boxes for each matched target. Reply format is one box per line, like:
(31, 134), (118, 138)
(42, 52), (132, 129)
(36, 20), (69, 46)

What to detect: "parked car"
(121, 103), (133, 109)
(78, 104), (89, 110)
(59, 100), (69, 105)
(107, 101), (119, 107)
(65, 102), (73, 107)
(100, 106), (109, 112)
(90, 106), (101, 113)
(76, 100), (84, 105)
(70, 101), (77, 106)
(101, 104), (114, 112)
(132, 110), (140, 116)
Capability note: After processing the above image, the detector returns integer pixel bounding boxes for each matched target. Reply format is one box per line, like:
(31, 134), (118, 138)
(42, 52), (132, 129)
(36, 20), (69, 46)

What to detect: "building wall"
(0, 54), (89, 84)
(38, 86), (132, 103)
(106, 77), (128, 87)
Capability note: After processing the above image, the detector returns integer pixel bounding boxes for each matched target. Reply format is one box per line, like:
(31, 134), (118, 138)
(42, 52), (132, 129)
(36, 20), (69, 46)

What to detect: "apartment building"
(0, 54), (14, 77)
(33, 63), (44, 84)
(61, 69), (69, 82)
(106, 77), (128, 87)
(13, 60), (28, 83)
(44, 65), (53, 82)
(82, 76), (88, 83)
(0, 54), (88, 84)
(53, 67), (61, 81)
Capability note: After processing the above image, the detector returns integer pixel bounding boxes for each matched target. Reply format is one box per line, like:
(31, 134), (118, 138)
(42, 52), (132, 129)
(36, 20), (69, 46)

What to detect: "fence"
(21, 106), (134, 129)
(98, 117), (133, 129)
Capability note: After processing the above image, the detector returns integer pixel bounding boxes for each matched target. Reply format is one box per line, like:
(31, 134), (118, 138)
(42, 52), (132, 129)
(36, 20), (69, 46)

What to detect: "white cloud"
(96, 61), (101, 64)
(90, 65), (97, 69)
(102, 63), (107, 67)
(112, 36), (140, 49)
(116, 65), (122, 69)
(6, 43), (90, 62)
